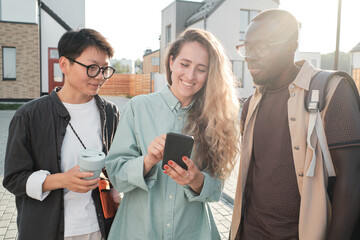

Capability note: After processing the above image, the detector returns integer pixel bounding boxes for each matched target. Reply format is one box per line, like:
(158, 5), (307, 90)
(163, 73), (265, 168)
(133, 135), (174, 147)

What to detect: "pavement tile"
(0, 221), (9, 228)
(7, 223), (16, 231)
(4, 229), (16, 239)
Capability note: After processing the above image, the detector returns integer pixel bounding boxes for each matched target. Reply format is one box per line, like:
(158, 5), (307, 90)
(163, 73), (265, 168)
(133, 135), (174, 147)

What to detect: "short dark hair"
(251, 9), (299, 41)
(58, 28), (114, 60)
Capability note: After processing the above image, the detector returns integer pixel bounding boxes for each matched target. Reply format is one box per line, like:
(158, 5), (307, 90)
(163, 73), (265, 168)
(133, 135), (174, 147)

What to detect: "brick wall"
(0, 22), (40, 99)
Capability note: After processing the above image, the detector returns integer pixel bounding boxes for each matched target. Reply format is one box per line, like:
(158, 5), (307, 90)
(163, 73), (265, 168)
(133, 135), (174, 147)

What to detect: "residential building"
(143, 49), (160, 74)
(160, 0), (203, 74)
(39, 0), (85, 95)
(295, 51), (321, 69)
(351, 42), (360, 92)
(0, 0), (85, 101)
(143, 49), (160, 93)
(0, 0), (40, 100)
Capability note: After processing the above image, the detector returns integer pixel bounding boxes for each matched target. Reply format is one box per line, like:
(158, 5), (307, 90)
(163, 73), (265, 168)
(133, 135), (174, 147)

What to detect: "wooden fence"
(99, 73), (153, 97)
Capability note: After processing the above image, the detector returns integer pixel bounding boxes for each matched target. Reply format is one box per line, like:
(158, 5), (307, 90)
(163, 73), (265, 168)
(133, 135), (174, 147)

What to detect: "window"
(53, 63), (63, 82)
(166, 25), (171, 45)
(2, 47), (16, 80)
(232, 60), (244, 88)
(240, 9), (259, 40)
(151, 57), (159, 66)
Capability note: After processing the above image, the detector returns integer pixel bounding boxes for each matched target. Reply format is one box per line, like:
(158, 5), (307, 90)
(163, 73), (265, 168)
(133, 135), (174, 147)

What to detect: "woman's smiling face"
(169, 41), (209, 107)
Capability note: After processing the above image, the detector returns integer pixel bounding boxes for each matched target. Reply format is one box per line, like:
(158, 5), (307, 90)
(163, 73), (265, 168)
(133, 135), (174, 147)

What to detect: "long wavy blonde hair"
(165, 28), (240, 180)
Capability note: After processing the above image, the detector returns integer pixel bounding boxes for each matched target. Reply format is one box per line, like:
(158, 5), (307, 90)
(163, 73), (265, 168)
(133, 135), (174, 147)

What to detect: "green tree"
(110, 59), (132, 74)
(134, 58), (143, 74)
(320, 51), (351, 74)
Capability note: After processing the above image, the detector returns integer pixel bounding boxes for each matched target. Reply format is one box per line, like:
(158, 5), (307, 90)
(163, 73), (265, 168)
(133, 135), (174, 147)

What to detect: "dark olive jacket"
(3, 88), (120, 240)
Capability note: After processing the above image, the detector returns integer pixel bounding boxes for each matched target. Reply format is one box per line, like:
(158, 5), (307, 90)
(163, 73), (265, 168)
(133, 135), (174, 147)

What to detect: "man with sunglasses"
(230, 9), (360, 240)
(3, 28), (119, 240)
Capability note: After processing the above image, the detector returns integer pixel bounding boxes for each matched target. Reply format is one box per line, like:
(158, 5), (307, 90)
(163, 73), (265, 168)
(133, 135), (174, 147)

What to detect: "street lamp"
(334, 0), (342, 70)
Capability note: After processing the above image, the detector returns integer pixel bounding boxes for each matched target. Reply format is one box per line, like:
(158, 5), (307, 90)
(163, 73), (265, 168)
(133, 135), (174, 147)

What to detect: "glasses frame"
(236, 39), (289, 58)
(65, 57), (115, 79)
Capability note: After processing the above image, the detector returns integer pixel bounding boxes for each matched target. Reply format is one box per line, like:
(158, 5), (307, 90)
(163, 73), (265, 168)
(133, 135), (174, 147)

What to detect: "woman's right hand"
(143, 134), (166, 176)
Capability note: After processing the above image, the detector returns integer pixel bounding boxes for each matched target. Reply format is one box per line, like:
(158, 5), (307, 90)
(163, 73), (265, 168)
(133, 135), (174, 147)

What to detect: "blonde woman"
(105, 28), (240, 240)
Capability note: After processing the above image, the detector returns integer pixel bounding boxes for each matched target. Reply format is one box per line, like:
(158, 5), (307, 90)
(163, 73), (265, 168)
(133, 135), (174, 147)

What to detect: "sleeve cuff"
(184, 172), (222, 202)
(26, 170), (51, 201)
(127, 156), (159, 191)
(106, 156), (159, 193)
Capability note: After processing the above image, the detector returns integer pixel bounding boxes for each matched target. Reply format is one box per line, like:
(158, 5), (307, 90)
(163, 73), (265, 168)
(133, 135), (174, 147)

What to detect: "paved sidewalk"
(0, 96), (239, 240)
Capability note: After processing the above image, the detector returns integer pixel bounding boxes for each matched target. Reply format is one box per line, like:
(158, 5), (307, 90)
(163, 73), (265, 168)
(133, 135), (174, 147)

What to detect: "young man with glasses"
(230, 9), (360, 240)
(3, 28), (119, 240)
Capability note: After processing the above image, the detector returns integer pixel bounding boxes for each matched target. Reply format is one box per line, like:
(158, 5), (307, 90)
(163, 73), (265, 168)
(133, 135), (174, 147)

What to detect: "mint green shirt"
(105, 86), (222, 240)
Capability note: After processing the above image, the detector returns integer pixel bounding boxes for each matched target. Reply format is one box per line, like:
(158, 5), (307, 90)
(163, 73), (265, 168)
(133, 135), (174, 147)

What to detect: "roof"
(350, 42), (360, 52)
(39, 1), (72, 31)
(143, 49), (160, 57)
(185, 0), (224, 26)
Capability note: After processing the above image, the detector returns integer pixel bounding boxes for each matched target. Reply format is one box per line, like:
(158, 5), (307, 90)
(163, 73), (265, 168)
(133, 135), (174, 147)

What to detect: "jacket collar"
(292, 60), (317, 91)
(50, 88), (69, 118)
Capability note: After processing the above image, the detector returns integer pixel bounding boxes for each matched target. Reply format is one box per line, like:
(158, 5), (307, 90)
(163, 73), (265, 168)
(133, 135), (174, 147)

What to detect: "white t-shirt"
(26, 98), (103, 237)
(61, 98), (102, 237)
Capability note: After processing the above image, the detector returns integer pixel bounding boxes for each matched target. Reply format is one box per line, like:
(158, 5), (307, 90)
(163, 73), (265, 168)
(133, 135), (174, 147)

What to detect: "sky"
(86, 0), (360, 61)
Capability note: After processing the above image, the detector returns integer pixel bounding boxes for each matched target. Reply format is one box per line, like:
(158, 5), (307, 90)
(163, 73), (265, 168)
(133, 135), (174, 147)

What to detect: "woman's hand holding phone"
(143, 134), (166, 176)
(163, 156), (205, 194)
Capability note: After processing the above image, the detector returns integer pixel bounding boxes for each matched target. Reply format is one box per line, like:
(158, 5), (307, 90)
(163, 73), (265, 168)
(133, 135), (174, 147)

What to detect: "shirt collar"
(160, 85), (195, 111)
(292, 60), (317, 91)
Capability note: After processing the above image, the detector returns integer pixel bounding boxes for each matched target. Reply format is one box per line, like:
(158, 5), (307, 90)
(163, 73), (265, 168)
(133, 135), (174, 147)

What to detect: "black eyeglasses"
(66, 57), (116, 79)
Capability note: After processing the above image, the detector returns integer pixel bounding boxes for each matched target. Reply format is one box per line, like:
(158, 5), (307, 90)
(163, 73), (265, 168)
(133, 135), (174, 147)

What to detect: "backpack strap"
(305, 70), (360, 113)
(305, 70), (339, 177)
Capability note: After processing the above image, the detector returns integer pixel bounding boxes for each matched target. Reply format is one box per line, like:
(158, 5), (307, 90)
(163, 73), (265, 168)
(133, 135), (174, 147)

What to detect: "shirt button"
(291, 93), (295, 97)
(169, 195), (173, 199)
(290, 117), (296, 121)
(171, 106), (174, 109)
(294, 146), (299, 150)
(167, 223), (171, 227)
(289, 84), (295, 89)
(299, 173), (304, 177)
(178, 117), (182, 120)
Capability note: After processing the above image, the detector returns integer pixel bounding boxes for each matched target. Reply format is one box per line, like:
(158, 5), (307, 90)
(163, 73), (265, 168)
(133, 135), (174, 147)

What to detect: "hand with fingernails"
(143, 134), (166, 176)
(163, 156), (205, 194)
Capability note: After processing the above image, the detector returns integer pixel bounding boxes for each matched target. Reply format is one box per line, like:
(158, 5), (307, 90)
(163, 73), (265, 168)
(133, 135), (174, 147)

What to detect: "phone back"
(162, 132), (194, 170)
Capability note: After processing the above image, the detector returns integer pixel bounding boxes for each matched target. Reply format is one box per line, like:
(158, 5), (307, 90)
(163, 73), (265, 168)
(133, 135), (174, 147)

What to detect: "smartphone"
(162, 132), (194, 170)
